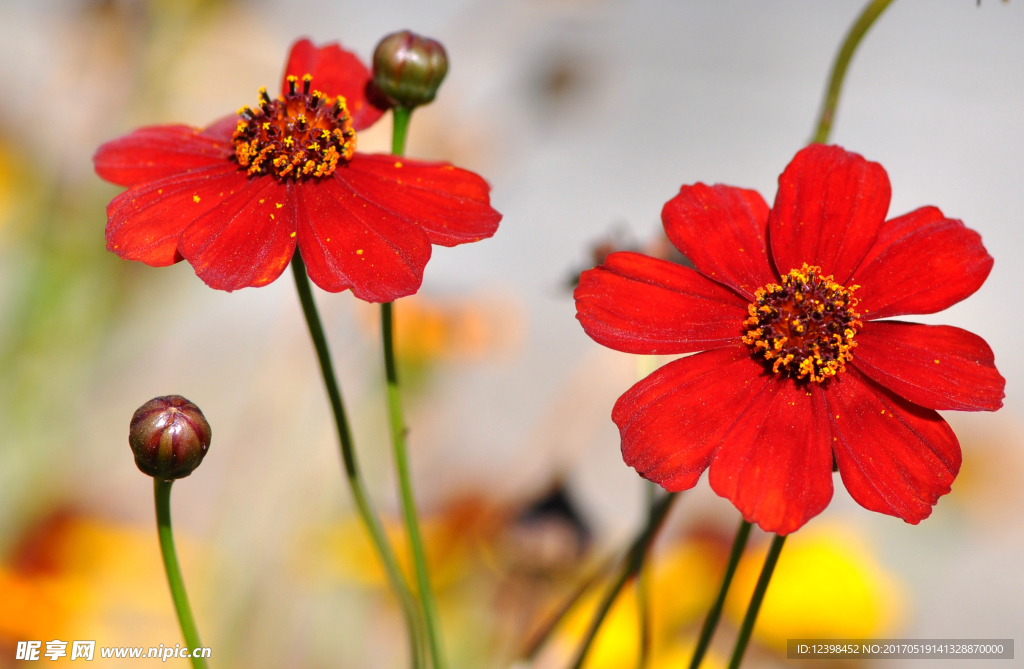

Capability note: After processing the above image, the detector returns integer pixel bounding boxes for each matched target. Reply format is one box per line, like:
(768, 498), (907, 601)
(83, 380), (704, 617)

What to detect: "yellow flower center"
(231, 74), (356, 180)
(742, 264), (861, 383)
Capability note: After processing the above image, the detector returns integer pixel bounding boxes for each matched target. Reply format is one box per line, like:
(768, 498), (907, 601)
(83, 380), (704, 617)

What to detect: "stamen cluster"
(742, 264), (861, 383)
(232, 74), (356, 180)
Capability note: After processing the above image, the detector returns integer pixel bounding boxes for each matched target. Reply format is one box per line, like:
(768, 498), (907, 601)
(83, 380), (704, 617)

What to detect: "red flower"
(574, 144), (1004, 535)
(94, 38), (501, 302)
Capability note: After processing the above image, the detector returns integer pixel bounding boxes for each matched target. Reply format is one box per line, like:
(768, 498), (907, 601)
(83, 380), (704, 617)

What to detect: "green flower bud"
(129, 396), (211, 480)
(372, 31), (449, 108)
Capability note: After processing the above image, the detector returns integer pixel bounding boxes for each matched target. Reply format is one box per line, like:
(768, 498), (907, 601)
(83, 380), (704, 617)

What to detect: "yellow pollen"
(356, 249), (363, 254)
(231, 76), (357, 181)
(193, 195), (200, 202)
(742, 264), (861, 383)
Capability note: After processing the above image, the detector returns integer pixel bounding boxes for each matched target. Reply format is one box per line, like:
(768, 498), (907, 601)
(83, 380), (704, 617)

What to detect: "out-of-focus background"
(1, 0), (1022, 667)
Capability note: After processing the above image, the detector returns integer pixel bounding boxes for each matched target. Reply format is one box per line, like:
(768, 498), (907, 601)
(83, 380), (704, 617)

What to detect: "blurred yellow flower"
(0, 140), (18, 238)
(0, 510), (202, 661)
(303, 495), (507, 590)
(549, 536), (724, 669)
(725, 525), (904, 649)
(356, 294), (523, 367)
(945, 414), (1024, 523)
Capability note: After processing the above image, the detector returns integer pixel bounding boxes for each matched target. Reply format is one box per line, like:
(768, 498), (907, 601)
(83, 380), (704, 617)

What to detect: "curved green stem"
(688, 519), (752, 669)
(517, 554), (618, 663)
(154, 479), (208, 669)
(382, 301), (448, 669)
(726, 535), (787, 669)
(635, 482), (658, 669)
(812, 0), (897, 144)
(383, 102), (447, 669)
(291, 253), (423, 669)
(570, 492), (679, 669)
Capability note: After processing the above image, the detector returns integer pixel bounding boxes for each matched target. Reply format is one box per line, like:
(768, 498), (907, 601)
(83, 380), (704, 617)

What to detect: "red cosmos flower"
(94, 39), (501, 302)
(574, 144), (1004, 535)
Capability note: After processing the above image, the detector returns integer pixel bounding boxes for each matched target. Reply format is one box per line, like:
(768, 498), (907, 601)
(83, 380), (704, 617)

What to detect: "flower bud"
(129, 396), (211, 480)
(372, 31), (449, 108)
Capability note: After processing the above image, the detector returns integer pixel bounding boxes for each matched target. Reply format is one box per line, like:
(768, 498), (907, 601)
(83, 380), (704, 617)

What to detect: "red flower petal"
(295, 175), (431, 302)
(614, 346), (770, 492)
(202, 114), (242, 143)
(105, 165), (248, 266)
(282, 38), (386, 131)
(769, 144), (891, 285)
(574, 252), (748, 355)
(849, 206), (993, 319)
(337, 154), (501, 246)
(178, 178), (297, 291)
(825, 368), (961, 524)
(94, 125), (232, 188)
(852, 321), (1004, 411)
(661, 183), (776, 299)
(709, 379), (834, 535)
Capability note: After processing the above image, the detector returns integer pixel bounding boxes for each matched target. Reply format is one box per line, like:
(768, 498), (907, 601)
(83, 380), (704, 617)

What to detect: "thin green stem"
(154, 479), (208, 669)
(570, 492), (679, 669)
(392, 106), (412, 155)
(383, 101), (447, 669)
(518, 554), (618, 663)
(812, 0), (896, 144)
(635, 482), (658, 669)
(726, 535), (787, 669)
(291, 253), (423, 669)
(382, 301), (448, 669)
(688, 519), (752, 669)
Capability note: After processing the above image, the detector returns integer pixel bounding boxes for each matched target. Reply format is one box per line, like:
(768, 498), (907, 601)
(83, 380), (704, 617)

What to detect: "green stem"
(384, 101), (447, 669)
(518, 555), (618, 663)
(570, 492), (679, 669)
(726, 535), (787, 669)
(812, 0), (896, 144)
(382, 301), (448, 669)
(392, 106), (412, 155)
(291, 253), (423, 669)
(688, 519), (752, 669)
(635, 482), (657, 669)
(154, 479), (208, 669)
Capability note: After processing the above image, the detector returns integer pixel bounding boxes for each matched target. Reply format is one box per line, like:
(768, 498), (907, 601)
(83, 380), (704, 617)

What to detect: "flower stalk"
(516, 555), (618, 663)
(726, 534), (786, 669)
(154, 479), (208, 669)
(291, 252), (424, 669)
(569, 491), (679, 669)
(635, 482), (658, 669)
(392, 105), (412, 155)
(688, 519), (752, 669)
(383, 104), (449, 669)
(812, 0), (897, 144)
